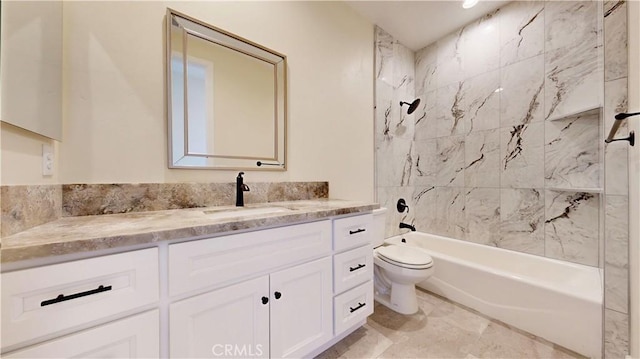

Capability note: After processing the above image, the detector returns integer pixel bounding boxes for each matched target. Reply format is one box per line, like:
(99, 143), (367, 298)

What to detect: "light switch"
(42, 144), (54, 176)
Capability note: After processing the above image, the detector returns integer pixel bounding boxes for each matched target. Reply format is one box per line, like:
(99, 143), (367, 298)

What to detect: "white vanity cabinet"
(170, 276), (270, 358)
(331, 214), (374, 336)
(4, 310), (160, 358)
(1, 209), (376, 358)
(170, 257), (333, 358)
(168, 221), (332, 297)
(269, 257), (333, 358)
(169, 220), (333, 358)
(1, 248), (160, 357)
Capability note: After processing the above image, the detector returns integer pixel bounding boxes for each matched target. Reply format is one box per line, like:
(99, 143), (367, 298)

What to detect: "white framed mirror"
(166, 9), (287, 170)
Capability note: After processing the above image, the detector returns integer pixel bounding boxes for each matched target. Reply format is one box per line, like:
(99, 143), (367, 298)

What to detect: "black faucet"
(236, 172), (250, 207)
(399, 222), (416, 232)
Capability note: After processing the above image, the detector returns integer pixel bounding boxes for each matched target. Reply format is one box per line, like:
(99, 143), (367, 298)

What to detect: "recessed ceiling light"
(462, 0), (479, 9)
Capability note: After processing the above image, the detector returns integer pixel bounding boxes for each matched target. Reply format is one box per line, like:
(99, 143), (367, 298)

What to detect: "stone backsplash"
(1, 185), (62, 238)
(1, 181), (328, 237)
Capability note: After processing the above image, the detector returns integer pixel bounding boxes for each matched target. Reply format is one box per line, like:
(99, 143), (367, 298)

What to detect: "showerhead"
(400, 99), (421, 115)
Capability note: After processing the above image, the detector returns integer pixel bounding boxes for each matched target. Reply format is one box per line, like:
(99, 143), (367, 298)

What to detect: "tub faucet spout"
(399, 222), (416, 232)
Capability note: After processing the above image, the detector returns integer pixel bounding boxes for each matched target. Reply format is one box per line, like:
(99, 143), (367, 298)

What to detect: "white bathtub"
(386, 232), (603, 358)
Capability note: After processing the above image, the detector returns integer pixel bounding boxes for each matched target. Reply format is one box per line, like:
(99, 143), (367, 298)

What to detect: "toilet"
(372, 208), (434, 315)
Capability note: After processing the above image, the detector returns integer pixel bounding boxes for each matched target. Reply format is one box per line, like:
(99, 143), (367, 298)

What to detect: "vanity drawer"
(333, 281), (373, 336)
(333, 245), (373, 294)
(4, 310), (159, 358)
(333, 214), (373, 252)
(169, 220), (332, 297)
(1, 248), (159, 349)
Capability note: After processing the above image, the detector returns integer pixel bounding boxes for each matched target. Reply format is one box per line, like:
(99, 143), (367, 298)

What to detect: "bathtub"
(385, 232), (602, 358)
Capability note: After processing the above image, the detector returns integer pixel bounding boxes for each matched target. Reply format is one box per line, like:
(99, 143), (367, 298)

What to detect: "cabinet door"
(270, 257), (333, 358)
(4, 310), (159, 358)
(170, 276), (269, 358)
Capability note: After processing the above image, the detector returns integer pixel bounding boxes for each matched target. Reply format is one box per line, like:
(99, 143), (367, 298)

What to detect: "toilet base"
(374, 282), (419, 315)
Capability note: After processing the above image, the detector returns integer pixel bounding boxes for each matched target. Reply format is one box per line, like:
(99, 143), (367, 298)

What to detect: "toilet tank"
(372, 208), (387, 247)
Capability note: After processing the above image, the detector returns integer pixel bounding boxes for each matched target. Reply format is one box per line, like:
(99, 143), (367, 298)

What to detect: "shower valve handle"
(397, 198), (409, 213)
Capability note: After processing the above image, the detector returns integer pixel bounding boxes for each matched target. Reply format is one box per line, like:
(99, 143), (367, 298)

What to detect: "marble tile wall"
(376, 2), (629, 356)
(375, 25), (418, 236)
(376, 2), (606, 262)
(0, 182), (329, 236)
(603, 1), (629, 357)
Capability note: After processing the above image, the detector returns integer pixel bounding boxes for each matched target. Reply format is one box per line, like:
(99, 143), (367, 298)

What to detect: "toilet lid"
(376, 245), (433, 268)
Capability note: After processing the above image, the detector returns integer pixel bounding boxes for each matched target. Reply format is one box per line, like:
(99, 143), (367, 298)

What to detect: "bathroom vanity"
(0, 200), (377, 358)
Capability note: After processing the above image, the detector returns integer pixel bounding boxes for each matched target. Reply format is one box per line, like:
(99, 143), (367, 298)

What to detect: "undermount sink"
(202, 206), (292, 219)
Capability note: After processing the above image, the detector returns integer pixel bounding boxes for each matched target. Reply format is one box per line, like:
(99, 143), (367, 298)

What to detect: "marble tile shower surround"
(604, 195), (629, 314)
(0, 182), (328, 237)
(376, 1), (606, 266)
(544, 1), (603, 121)
(375, 1), (629, 356)
(544, 191), (600, 266)
(602, 1), (629, 356)
(545, 109), (601, 189)
(604, 0), (627, 82)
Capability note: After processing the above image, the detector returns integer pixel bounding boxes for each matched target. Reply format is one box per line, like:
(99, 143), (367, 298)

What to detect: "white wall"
(2, 1), (375, 202)
(1, 123), (59, 184)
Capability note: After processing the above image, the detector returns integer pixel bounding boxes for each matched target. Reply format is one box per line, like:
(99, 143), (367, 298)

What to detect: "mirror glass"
(167, 9), (287, 170)
(0, 1), (63, 141)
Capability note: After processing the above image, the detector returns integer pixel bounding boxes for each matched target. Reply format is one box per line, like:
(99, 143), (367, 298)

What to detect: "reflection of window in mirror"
(171, 54), (215, 165)
(187, 31), (276, 159)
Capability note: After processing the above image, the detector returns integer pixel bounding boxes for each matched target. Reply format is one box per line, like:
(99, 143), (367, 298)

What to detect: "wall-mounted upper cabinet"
(0, 1), (63, 141)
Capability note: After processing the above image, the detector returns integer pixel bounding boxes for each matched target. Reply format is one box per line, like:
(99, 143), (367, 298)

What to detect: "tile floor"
(316, 289), (585, 359)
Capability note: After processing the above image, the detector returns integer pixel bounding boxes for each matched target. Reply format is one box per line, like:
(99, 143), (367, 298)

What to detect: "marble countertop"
(0, 199), (378, 264)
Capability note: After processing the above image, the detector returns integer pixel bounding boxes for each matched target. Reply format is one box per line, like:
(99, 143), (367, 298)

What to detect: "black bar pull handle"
(349, 228), (366, 235)
(349, 264), (366, 272)
(349, 302), (365, 313)
(606, 112), (638, 146)
(41, 285), (112, 307)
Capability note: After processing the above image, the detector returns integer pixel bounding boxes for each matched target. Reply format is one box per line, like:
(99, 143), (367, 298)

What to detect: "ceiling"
(345, 0), (510, 51)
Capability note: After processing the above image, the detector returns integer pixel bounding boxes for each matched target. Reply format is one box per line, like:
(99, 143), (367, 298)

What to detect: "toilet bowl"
(372, 208), (434, 315)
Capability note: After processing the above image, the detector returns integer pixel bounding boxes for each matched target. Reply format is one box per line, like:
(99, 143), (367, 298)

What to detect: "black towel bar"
(605, 112), (637, 146)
